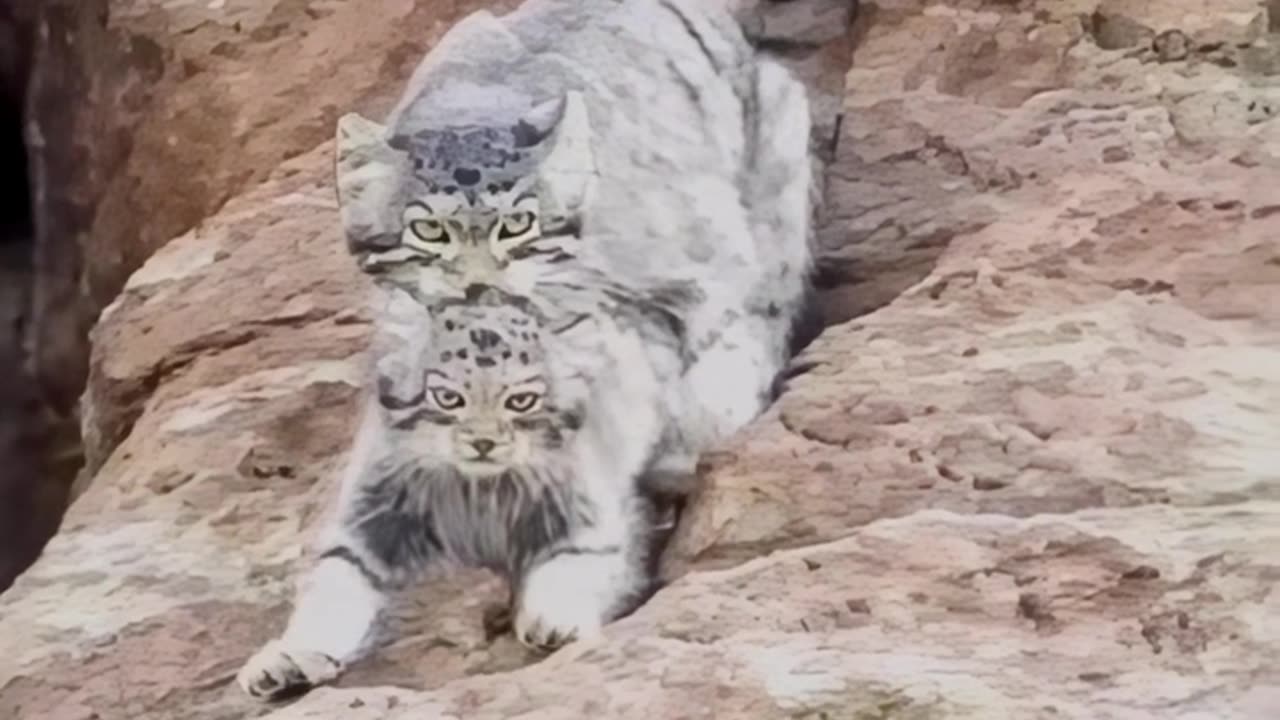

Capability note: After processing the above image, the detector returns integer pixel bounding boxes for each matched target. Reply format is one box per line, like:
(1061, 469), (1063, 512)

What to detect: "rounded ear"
(335, 113), (406, 183)
(334, 113), (411, 256)
(336, 113), (387, 152)
(510, 91), (593, 153)
(511, 95), (568, 148)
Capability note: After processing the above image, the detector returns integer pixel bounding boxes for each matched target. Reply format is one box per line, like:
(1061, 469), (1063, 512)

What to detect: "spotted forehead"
(407, 125), (541, 190)
(430, 304), (545, 372)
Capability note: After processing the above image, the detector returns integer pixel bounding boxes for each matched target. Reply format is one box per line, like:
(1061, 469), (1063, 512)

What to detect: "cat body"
(336, 0), (814, 479)
(238, 0), (816, 699)
(237, 289), (676, 699)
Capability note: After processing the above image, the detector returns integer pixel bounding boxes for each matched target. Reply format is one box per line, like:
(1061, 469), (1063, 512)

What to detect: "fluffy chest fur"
(347, 459), (593, 576)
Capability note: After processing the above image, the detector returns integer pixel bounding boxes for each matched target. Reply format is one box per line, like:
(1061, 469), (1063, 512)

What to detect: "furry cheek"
(508, 432), (535, 466)
(513, 415), (571, 453)
(400, 417), (457, 460)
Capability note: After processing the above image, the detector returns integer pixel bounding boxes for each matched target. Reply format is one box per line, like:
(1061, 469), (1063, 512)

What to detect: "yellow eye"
(430, 387), (465, 410)
(504, 391), (541, 413)
(409, 218), (449, 244)
(496, 212), (537, 241)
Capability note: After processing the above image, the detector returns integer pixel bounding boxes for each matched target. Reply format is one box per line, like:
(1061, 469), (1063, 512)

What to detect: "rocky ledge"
(2, 1), (1279, 719)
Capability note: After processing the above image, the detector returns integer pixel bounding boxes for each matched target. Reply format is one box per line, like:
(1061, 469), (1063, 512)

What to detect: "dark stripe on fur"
(389, 408), (455, 429)
(378, 375), (424, 410)
(318, 546), (389, 592)
(658, 0), (722, 74)
(547, 544), (621, 559)
(348, 231), (402, 253)
(541, 215), (582, 240)
(550, 312), (590, 336)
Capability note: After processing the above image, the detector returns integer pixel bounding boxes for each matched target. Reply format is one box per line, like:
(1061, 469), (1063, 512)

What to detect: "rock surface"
(4, 1), (1280, 719)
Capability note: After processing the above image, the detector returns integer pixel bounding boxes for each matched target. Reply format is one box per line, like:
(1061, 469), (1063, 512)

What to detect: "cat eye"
(503, 391), (541, 413)
(409, 218), (449, 244)
(430, 387), (466, 410)
(496, 212), (537, 241)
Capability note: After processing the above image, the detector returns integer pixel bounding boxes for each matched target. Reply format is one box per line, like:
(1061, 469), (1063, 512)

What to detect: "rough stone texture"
(4, 0), (1280, 719)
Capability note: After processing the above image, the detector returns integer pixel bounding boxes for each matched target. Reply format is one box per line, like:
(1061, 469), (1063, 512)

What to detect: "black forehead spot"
(453, 167), (482, 186)
(470, 328), (503, 350)
(440, 351), (453, 362)
(519, 351), (530, 364)
(502, 350), (512, 359)
(444, 320), (456, 331)
(475, 356), (497, 368)
(457, 348), (469, 360)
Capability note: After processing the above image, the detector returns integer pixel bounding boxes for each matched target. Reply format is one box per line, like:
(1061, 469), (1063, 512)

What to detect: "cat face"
(391, 148), (564, 285)
(336, 94), (594, 301)
(379, 291), (585, 476)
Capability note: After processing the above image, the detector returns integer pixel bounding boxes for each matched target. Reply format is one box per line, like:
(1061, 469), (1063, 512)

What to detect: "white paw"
(236, 639), (342, 701)
(514, 554), (611, 652)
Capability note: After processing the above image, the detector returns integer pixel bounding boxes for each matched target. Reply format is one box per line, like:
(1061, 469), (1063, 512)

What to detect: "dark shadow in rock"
(743, 0), (959, 337)
(809, 2), (997, 330)
(0, 1), (82, 594)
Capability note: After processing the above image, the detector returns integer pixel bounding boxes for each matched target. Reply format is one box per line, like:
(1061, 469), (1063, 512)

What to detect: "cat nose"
(470, 438), (496, 457)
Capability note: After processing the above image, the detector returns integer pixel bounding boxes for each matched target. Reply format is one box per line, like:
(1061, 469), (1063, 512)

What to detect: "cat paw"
(236, 640), (341, 701)
(514, 556), (608, 652)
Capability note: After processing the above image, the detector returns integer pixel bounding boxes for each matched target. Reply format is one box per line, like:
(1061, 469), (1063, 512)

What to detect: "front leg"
(513, 500), (650, 652)
(236, 542), (390, 700)
(239, 462), (442, 700)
